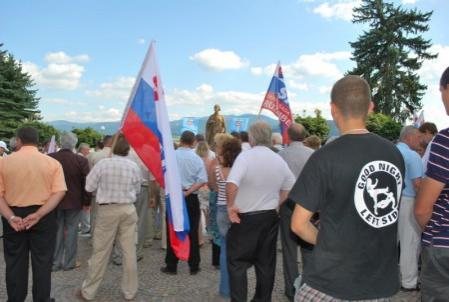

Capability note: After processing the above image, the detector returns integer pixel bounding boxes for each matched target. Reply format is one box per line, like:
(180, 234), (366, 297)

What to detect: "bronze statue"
(205, 104), (226, 147)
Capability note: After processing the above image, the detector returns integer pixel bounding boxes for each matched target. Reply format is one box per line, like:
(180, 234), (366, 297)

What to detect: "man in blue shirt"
(161, 130), (207, 275)
(415, 66), (449, 301)
(396, 125), (424, 291)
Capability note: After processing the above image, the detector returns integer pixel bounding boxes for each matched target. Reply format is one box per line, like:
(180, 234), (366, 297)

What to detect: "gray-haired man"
(49, 132), (90, 271)
(226, 121), (295, 302)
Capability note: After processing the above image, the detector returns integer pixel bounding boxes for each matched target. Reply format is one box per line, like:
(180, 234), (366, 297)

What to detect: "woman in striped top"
(212, 137), (242, 299)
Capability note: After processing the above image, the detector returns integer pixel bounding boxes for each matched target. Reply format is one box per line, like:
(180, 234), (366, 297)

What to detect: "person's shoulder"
(74, 152), (89, 163)
(433, 127), (449, 146)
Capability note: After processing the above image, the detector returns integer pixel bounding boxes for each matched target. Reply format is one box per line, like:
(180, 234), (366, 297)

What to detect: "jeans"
(217, 205), (230, 298)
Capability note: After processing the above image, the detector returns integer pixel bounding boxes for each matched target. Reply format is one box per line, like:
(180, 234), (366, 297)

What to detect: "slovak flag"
(259, 63), (293, 144)
(120, 41), (190, 261)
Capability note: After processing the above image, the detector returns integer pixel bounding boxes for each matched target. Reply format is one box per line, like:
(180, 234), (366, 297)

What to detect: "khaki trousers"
(398, 196), (421, 288)
(81, 203), (138, 300)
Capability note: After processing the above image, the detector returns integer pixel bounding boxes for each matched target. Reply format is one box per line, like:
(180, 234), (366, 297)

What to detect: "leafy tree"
(295, 109), (330, 140)
(348, 0), (436, 121)
(0, 45), (40, 140)
(366, 113), (402, 141)
(20, 121), (60, 146)
(72, 127), (102, 147)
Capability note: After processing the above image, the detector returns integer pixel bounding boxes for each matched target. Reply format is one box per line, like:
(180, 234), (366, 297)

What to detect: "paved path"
(0, 234), (420, 301)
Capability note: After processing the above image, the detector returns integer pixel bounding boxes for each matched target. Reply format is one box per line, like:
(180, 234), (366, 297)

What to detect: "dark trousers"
(421, 246), (449, 302)
(212, 241), (220, 266)
(227, 210), (279, 302)
(279, 203), (299, 299)
(2, 206), (56, 302)
(165, 194), (201, 271)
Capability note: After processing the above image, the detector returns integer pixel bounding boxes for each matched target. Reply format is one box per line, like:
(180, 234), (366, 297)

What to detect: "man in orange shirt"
(0, 126), (67, 302)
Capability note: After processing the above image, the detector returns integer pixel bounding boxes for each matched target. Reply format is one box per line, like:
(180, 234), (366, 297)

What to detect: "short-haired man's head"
(60, 132), (78, 150)
(331, 75), (372, 119)
(230, 131), (241, 140)
(287, 123), (307, 142)
(419, 122), (438, 136)
(249, 121), (272, 147)
(440, 66), (449, 88)
(180, 130), (195, 146)
(271, 133), (283, 145)
(16, 126), (39, 145)
(400, 126), (420, 150)
(195, 134), (205, 142)
(112, 134), (130, 156)
(103, 135), (113, 147)
(222, 138), (242, 168)
(78, 143), (90, 154)
(304, 135), (321, 150)
(240, 131), (249, 142)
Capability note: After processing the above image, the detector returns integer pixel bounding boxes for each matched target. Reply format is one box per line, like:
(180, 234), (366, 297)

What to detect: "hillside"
(48, 114), (339, 137)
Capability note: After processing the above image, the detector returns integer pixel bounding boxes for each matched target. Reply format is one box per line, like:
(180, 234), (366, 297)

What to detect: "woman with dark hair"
(213, 137), (241, 299)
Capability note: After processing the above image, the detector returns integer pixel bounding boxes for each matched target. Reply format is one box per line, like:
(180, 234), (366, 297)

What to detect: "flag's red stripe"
(122, 109), (165, 187)
(167, 220), (190, 261)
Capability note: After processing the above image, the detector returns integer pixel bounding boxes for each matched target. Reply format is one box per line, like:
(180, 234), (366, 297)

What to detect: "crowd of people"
(0, 67), (448, 302)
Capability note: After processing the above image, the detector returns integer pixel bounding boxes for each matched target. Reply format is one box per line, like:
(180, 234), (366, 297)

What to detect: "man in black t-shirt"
(290, 76), (405, 301)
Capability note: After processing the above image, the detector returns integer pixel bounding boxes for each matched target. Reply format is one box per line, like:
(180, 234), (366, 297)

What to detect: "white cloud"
(313, 0), (361, 21)
(45, 51), (90, 64)
(319, 85), (332, 94)
(137, 38), (145, 45)
(190, 49), (249, 71)
(402, 0), (417, 4)
(63, 107), (123, 122)
(290, 51), (351, 79)
(86, 76), (135, 101)
(253, 51), (351, 81)
(287, 80), (309, 91)
(41, 98), (88, 108)
(250, 67), (263, 76)
(419, 44), (449, 83)
(164, 83), (327, 121)
(22, 61), (85, 90)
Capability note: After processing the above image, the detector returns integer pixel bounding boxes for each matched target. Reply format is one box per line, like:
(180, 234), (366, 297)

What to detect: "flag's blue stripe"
(267, 76), (290, 105)
(130, 79), (162, 142)
(166, 194), (190, 239)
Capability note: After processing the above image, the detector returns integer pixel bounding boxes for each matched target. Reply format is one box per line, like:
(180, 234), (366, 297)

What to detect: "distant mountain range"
(48, 114), (339, 137)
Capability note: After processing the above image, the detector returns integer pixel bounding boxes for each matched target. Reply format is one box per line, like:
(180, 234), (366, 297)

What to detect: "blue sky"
(1, 0), (448, 128)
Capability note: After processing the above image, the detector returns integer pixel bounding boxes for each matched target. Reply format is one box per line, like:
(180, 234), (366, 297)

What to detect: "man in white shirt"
(226, 121), (296, 302)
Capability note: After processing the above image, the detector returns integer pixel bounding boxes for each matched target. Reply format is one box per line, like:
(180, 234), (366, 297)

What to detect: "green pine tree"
(348, 0), (436, 121)
(0, 45), (40, 140)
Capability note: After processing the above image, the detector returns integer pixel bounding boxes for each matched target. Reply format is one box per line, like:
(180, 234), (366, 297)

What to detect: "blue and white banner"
(229, 117), (249, 132)
(181, 117), (199, 134)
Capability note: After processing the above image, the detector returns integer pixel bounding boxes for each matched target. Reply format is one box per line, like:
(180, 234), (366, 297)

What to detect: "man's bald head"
(287, 123), (307, 142)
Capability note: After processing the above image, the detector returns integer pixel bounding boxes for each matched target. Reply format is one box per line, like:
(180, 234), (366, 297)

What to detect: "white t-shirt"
(227, 146), (295, 213)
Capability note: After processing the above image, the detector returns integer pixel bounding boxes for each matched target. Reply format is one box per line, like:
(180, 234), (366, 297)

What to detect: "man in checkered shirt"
(78, 134), (141, 301)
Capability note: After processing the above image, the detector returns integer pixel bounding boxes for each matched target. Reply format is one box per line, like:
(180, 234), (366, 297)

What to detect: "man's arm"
(226, 182), (240, 223)
(23, 191), (66, 229)
(0, 196), (25, 232)
(291, 204), (318, 245)
(415, 177), (445, 229)
(184, 182), (206, 197)
(279, 190), (289, 206)
(412, 177), (422, 194)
